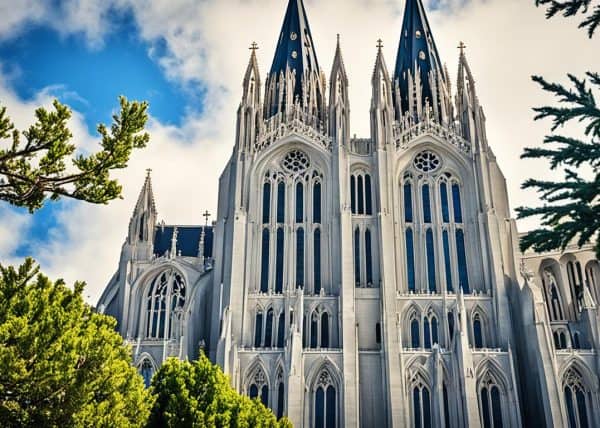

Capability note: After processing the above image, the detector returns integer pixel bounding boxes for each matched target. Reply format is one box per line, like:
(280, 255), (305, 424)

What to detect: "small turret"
(128, 170), (157, 249)
(371, 40), (394, 149)
(329, 35), (349, 146)
(236, 43), (263, 153)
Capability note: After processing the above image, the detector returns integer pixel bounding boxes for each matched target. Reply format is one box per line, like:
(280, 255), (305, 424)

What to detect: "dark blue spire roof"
(269, 0), (321, 100)
(394, 0), (445, 115)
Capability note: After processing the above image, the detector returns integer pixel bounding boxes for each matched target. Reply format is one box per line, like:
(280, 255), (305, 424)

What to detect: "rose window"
(413, 150), (441, 173)
(282, 150), (310, 173)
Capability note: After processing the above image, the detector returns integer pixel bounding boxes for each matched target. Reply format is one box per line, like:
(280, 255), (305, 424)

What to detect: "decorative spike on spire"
(394, 0), (445, 120)
(265, 0), (324, 120)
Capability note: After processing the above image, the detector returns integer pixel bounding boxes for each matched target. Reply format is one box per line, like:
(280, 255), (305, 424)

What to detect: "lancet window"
(307, 307), (331, 349)
(314, 369), (337, 428)
(542, 268), (565, 321)
(472, 312), (486, 349)
(563, 366), (591, 428)
(139, 358), (155, 388)
(354, 226), (376, 288)
(411, 376), (432, 428)
(248, 366), (269, 408)
(145, 270), (186, 340)
(350, 171), (373, 215)
(479, 373), (504, 428)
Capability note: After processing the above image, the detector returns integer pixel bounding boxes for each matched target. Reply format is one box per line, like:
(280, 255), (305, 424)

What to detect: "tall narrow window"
(261, 385), (269, 408)
(424, 317), (431, 349)
(412, 384), (432, 428)
(277, 182), (285, 223)
(276, 228), (284, 293)
(146, 271), (186, 340)
(481, 384), (504, 428)
(481, 387), (491, 428)
(452, 184), (463, 223)
(426, 229), (436, 292)
(263, 182), (271, 224)
(443, 384), (451, 428)
(456, 230), (470, 293)
(350, 175), (356, 214)
(277, 312), (285, 348)
(431, 316), (439, 345)
(140, 359), (154, 388)
(440, 182), (450, 223)
(277, 382), (285, 419)
(313, 182), (322, 223)
(406, 229), (416, 292)
(564, 368), (591, 428)
(296, 182), (304, 223)
(316, 387), (325, 427)
(411, 318), (420, 348)
(404, 182), (413, 222)
(255, 311), (263, 347)
(491, 387), (503, 428)
(376, 323), (382, 345)
(422, 184), (431, 223)
(260, 229), (270, 293)
(265, 309), (274, 348)
(296, 228), (305, 288)
(448, 312), (455, 343)
(365, 229), (373, 286)
(357, 175), (365, 214)
(473, 315), (484, 349)
(354, 228), (361, 286)
(365, 174), (373, 215)
(326, 385), (336, 428)
(310, 315), (318, 349)
(314, 229), (322, 294)
(442, 230), (453, 292)
(321, 313), (330, 348)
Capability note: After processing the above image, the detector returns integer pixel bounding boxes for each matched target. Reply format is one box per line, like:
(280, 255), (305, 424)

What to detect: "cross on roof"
(249, 41), (259, 52)
(458, 41), (467, 55)
(203, 210), (211, 226)
(376, 39), (384, 50)
(146, 168), (152, 177)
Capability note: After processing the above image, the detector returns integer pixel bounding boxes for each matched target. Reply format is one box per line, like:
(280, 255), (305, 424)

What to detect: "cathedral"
(97, 0), (600, 427)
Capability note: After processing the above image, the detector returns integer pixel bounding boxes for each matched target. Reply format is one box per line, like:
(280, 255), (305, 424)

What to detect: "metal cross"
(376, 39), (384, 50)
(203, 210), (211, 226)
(249, 41), (259, 52)
(146, 168), (152, 177)
(457, 41), (467, 55)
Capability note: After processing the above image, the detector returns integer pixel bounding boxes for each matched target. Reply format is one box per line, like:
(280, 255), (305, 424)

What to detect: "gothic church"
(97, 0), (600, 426)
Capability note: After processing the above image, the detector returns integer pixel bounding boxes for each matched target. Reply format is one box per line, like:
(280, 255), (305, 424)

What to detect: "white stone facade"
(97, 0), (600, 427)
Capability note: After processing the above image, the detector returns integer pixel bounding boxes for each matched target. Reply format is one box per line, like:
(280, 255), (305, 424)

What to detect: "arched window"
(473, 314), (484, 349)
(442, 230), (453, 292)
(260, 229), (270, 293)
(311, 313), (319, 349)
(479, 375), (504, 428)
(254, 310), (263, 348)
(354, 228), (361, 286)
(296, 228), (305, 288)
(314, 370), (337, 428)
(365, 174), (373, 215)
(456, 229), (470, 293)
(357, 175), (365, 214)
(365, 229), (373, 286)
(321, 313), (330, 349)
(248, 367), (269, 408)
(139, 358), (154, 388)
(276, 228), (284, 293)
(277, 381), (285, 419)
(452, 184), (463, 223)
(412, 381), (432, 428)
(146, 270), (186, 339)
(277, 312), (285, 348)
(265, 308), (274, 348)
(314, 229), (322, 294)
(543, 268), (565, 321)
(263, 182), (271, 224)
(440, 182), (450, 223)
(424, 317), (431, 349)
(350, 175), (356, 214)
(296, 182), (304, 223)
(406, 229), (416, 292)
(277, 182), (285, 223)
(411, 317), (420, 348)
(564, 367), (590, 428)
(426, 229), (436, 292)
(313, 182), (322, 223)
(404, 182), (413, 223)
(422, 184), (432, 223)
(443, 383), (451, 428)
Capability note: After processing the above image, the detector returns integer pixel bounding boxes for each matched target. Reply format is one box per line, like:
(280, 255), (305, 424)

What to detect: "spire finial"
(203, 210), (211, 226)
(249, 41), (259, 52)
(377, 39), (384, 51)
(457, 41), (467, 56)
(146, 168), (152, 177)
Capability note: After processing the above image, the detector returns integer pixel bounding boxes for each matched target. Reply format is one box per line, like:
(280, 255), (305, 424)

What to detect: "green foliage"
(148, 355), (292, 428)
(0, 97), (149, 212)
(535, 0), (600, 37)
(517, 73), (600, 257)
(0, 258), (152, 427)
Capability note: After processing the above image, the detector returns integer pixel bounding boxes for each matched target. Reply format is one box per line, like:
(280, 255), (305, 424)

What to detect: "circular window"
(282, 150), (310, 173)
(414, 150), (441, 173)
(291, 51), (298, 59)
(290, 32), (298, 41)
(415, 30), (422, 39)
(419, 50), (426, 60)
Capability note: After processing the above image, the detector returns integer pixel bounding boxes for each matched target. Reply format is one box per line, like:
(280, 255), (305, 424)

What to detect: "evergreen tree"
(0, 97), (149, 212)
(148, 355), (292, 428)
(518, 3), (600, 257)
(536, 0), (600, 37)
(0, 258), (152, 427)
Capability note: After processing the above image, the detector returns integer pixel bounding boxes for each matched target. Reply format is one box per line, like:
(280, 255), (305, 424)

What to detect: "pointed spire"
(264, 0), (324, 120)
(372, 39), (391, 85)
(133, 169), (157, 217)
(128, 169), (157, 245)
(394, 0), (446, 120)
(329, 34), (348, 104)
(242, 42), (262, 106)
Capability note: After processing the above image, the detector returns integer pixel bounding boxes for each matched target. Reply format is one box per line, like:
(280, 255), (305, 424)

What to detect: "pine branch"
(535, 0), (600, 38)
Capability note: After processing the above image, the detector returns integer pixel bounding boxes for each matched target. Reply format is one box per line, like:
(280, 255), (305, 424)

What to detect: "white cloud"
(1, 0), (598, 302)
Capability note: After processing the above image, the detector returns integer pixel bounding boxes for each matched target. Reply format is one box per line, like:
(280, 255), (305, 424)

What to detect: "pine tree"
(535, 0), (600, 38)
(518, 3), (600, 257)
(0, 258), (152, 427)
(0, 97), (149, 212)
